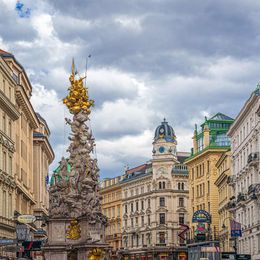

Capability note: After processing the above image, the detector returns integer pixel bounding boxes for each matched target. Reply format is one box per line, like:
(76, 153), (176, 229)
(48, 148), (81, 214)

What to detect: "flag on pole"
(230, 219), (242, 237)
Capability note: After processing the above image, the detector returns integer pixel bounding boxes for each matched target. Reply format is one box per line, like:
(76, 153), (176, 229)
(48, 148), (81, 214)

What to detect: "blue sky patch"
(15, 1), (31, 18)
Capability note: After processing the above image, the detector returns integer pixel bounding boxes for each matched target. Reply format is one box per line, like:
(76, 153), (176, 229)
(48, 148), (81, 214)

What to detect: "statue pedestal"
(43, 218), (111, 260)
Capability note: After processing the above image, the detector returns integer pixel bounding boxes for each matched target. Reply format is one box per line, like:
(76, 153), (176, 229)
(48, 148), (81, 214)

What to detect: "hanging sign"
(17, 215), (36, 224)
(192, 210), (211, 223)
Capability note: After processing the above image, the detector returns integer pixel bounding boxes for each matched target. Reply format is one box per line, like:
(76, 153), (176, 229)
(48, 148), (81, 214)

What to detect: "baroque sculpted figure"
(49, 60), (107, 226)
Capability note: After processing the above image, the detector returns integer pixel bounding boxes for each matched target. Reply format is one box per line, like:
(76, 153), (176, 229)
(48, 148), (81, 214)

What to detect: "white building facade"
(120, 120), (189, 260)
(227, 86), (260, 259)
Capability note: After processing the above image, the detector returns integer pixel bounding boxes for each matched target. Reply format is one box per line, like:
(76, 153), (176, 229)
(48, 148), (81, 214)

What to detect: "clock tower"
(152, 119), (178, 179)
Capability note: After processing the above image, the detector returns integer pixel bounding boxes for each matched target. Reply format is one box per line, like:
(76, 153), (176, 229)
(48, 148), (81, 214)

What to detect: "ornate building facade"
(215, 149), (234, 253)
(185, 113), (234, 243)
(227, 86), (260, 259)
(119, 120), (189, 260)
(0, 49), (54, 247)
(100, 176), (123, 258)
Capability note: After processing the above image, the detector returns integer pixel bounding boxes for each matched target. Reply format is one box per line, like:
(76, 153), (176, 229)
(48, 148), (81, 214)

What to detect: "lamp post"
(221, 216), (239, 257)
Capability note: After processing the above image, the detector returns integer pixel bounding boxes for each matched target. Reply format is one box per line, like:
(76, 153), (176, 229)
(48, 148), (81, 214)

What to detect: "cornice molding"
(16, 85), (38, 129)
(33, 136), (55, 162)
(0, 130), (15, 152)
(0, 89), (19, 120)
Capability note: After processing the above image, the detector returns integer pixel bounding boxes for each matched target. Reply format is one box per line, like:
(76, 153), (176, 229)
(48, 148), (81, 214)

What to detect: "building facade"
(185, 113), (234, 243)
(0, 51), (20, 242)
(0, 49), (54, 254)
(215, 149), (234, 253)
(120, 120), (189, 260)
(227, 86), (260, 259)
(100, 176), (123, 258)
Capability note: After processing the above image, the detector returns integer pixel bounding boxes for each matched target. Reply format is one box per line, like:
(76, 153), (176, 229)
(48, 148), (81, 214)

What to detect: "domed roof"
(154, 119), (176, 143)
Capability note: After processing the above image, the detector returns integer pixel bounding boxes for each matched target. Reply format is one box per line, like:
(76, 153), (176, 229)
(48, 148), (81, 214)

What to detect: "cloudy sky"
(1, 0), (260, 178)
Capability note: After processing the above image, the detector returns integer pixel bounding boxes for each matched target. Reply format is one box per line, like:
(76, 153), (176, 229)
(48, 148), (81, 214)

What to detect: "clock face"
(159, 146), (165, 153)
(157, 167), (166, 175)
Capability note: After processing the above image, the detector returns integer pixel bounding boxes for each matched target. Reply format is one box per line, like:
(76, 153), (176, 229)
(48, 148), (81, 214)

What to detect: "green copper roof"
(209, 112), (234, 121)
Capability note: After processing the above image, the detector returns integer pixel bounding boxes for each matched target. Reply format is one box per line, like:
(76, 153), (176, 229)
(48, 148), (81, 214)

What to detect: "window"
(179, 197), (184, 207)
(159, 182), (162, 189)
(3, 191), (6, 217)
(147, 184), (151, 192)
(141, 216), (144, 227)
(148, 198), (151, 208)
(136, 201), (139, 211)
(2, 113), (6, 133)
(131, 203), (134, 212)
(163, 182), (166, 189)
(124, 219), (127, 228)
(136, 234), (139, 247)
(131, 235), (134, 247)
(159, 213), (165, 224)
(159, 232), (165, 244)
(9, 156), (12, 175)
(141, 200), (144, 210)
(2, 151), (6, 172)
(135, 217), (138, 225)
(179, 213), (184, 224)
(178, 183), (181, 190)
(8, 120), (11, 137)
(141, 186), (144, 194)
(159, 197), (165, 207)
(117, 206), (120, 217)
(131, 218), (134, 227)
(125, 204), (128, 214)
(181, 183), (184, 190)
(148, 215), (151, 226)
(142, 234), (144, 245)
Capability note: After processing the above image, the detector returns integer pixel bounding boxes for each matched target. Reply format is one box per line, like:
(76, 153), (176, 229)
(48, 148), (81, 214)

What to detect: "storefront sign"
(3, 246), (24, 252)
(0, 239), (17, 245)
(17, 215), (36, 224)
(192, 210), (211, 223)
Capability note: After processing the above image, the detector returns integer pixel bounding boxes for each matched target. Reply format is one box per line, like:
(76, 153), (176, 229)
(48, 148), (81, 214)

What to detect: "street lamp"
(221, 217), (240, 257)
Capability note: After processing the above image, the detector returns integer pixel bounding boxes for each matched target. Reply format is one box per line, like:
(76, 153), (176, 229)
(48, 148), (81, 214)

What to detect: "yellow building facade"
(0, 49), (54, 250)
(215, 149), (234, 253)
(185, 113), (234, 242)
(100, 176), (123, 257)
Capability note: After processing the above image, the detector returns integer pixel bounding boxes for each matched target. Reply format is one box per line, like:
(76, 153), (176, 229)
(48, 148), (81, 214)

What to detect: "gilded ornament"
(66, 219), (81, 240)
(63, 59), (94, 115)
(88, 248), (103, 260)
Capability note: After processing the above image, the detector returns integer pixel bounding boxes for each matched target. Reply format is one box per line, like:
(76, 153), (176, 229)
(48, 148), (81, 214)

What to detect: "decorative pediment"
(156, 207), (168, 213)
(156, 175), (169, 181)
(146, 208), (152, 214)
(176, 207), (187, 213)
(139, 210), (145, 215)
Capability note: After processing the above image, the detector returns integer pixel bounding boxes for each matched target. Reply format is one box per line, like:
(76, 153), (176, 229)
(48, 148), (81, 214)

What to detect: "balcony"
(248, 153), (259, 166)
(226, 200), (236, 210)
(227, 175), (236, 186)
(237, 192), (246, 203)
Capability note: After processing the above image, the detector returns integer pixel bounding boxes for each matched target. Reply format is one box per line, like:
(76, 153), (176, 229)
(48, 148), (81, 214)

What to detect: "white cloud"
(31, 83), (70, 135)
(114, 16), (143, 32)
